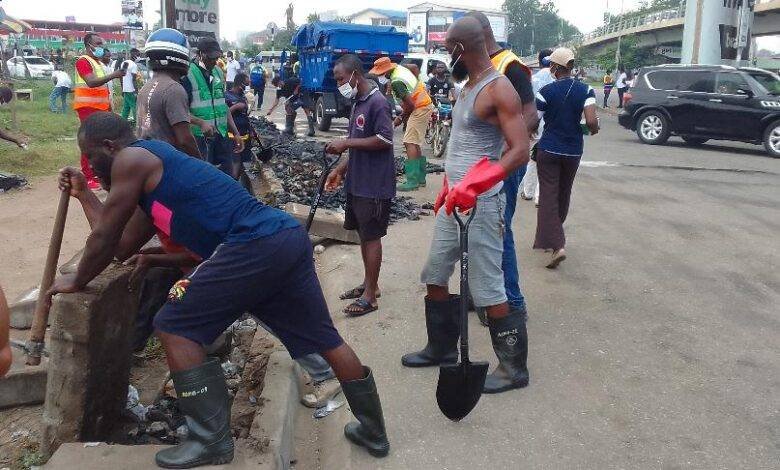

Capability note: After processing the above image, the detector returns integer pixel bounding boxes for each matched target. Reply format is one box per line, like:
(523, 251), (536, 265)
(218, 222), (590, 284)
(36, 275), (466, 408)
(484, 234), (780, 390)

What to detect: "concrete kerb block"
(248, 350), (298, 470)
(0, 365), (47, 408)
(41, 263), (138, 458)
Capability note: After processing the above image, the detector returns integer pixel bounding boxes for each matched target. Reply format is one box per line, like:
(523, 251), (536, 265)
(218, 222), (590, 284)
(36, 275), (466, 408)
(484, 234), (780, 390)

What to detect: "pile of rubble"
(249, 116), (430, 223)
(124, 319), (260, 445)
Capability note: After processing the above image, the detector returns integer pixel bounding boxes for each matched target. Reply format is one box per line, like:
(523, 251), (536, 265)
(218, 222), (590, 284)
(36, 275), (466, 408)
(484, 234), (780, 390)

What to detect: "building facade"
(407, 2), (508, 52)
(17, 19), (130, 54)
(348, 9), (407, 31)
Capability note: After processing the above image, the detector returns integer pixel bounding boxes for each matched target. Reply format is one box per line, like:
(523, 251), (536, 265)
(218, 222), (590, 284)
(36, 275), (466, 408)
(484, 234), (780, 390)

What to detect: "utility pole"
(614, 0), (624, 72)
(162, 0), (176, 29)
(682, 0), (755, 66)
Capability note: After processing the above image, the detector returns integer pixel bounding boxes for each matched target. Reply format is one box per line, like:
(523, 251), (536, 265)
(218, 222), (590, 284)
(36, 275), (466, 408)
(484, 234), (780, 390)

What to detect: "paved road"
(299, 110), (779, 469)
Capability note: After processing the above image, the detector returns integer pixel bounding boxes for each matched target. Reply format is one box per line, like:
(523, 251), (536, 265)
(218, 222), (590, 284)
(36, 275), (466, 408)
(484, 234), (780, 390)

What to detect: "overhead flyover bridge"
(522, 0), (780, 67)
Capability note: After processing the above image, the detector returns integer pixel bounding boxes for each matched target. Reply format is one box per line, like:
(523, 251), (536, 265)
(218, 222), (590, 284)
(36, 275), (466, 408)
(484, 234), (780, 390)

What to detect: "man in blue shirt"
(534, 48), (599, 268)
(325, 54), (395, 317)
(49, 112), (391, 467)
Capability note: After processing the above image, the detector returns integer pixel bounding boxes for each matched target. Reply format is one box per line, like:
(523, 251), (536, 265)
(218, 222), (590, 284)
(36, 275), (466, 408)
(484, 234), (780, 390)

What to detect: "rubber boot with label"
(418, 156), (427, 187)
(306, 115), (316, 137)
(155, 358), (234, 468)
(342, 366), (390, 458)
(401, 295), (460, 367)
(397, 159), (420, 192)
(284, 113), (296, 136)
(483, 309), (529, 394)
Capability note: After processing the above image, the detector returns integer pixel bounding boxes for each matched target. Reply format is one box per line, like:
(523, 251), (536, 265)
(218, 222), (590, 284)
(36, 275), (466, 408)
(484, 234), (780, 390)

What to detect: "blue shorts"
(153, 226), (344, 359)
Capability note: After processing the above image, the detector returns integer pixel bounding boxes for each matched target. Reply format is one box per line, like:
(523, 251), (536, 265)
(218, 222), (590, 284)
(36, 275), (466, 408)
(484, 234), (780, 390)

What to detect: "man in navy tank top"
(48, 112), (390, 468)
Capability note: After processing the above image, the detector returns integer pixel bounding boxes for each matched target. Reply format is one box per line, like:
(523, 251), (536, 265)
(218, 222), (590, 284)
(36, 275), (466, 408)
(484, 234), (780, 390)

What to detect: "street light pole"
(614, 0), (624, 71)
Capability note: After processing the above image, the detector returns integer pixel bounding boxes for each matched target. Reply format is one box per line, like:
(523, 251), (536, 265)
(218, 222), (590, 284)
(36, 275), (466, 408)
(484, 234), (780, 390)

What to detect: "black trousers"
(534, 150), (581, 251)
(617, 87), (626, 108)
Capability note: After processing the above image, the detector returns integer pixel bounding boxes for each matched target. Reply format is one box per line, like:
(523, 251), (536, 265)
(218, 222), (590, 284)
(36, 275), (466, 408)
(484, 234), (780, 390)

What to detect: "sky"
(3, 0), (778, 51)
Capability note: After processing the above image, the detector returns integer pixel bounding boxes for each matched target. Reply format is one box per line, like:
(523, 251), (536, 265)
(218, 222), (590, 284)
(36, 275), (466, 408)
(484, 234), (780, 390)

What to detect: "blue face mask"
(91, 45), (105, 58)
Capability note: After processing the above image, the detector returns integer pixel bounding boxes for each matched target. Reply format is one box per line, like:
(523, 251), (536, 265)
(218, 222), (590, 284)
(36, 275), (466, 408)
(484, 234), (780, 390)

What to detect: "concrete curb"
(248, 350), (298, 470)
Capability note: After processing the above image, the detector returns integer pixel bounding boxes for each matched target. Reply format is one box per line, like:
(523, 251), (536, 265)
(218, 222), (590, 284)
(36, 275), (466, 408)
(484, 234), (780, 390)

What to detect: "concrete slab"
(8, 286), (38, 329)
(0, 365), (47, 408)
(248, 351), (299, 470)
(44, 443), (260, 469)
(284, 202), (360, 244)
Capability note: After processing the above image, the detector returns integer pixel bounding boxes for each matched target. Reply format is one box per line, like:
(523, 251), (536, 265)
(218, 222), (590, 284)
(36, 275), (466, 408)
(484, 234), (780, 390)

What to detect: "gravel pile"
(249, 116), (430, 223)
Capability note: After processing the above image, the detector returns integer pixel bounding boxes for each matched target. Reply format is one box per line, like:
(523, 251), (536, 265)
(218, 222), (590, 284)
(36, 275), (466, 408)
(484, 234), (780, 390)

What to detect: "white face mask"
(377, 75), (389, 86)
(338, 71), (357, 99)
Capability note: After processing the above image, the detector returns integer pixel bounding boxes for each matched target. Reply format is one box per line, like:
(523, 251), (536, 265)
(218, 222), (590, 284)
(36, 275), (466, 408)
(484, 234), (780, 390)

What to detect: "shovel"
(305, 149), (340, 232)
(25, 187), (70, 365)
(436, 207), (489, 421)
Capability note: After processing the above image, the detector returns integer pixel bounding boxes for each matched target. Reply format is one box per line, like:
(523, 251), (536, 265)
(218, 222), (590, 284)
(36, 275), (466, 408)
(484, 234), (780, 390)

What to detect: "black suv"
(618, 65), (780, 157)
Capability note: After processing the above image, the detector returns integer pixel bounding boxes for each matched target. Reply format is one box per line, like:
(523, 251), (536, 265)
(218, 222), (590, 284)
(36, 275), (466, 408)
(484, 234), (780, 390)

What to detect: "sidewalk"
(306, 117), (779, 468)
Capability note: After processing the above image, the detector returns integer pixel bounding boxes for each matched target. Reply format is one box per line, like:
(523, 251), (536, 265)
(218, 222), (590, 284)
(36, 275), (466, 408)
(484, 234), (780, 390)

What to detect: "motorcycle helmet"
(144, 28), (190, 74)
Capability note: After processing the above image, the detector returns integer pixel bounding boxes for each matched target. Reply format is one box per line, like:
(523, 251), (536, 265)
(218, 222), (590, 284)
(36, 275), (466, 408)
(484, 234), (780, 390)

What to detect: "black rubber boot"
(483, 309), (529, 394)
(284, 113), (296, 136)
(155, 358), (234, 468)
(306, 115), (316, 137)
(401, 295), (460, 368)
(342, 366), (390, 458)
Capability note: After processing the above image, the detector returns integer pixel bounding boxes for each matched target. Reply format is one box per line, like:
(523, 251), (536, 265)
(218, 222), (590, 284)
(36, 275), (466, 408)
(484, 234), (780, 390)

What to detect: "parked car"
(6, 55), (54, 79)
(618, 64), (780, 158)
(403, 52), (450, 79)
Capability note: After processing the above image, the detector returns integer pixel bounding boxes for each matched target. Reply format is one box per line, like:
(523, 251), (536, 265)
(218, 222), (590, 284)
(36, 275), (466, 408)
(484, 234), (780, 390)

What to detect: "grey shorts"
(420, 192), (507, 308)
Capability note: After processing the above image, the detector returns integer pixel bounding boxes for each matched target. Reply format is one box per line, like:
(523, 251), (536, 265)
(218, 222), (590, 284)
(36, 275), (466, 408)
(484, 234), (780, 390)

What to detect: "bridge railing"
(570, 0), (770, 46)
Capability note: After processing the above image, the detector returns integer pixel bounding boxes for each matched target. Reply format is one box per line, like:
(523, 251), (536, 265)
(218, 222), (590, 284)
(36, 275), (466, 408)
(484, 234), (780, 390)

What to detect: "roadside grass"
(0, 79), (126, 178)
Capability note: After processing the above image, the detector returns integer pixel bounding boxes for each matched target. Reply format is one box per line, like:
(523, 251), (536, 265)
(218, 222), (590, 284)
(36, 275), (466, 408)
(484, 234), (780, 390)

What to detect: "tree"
(503, 0), (580, 56)
(306, 12), (320, 24)
(260, 28), (296, 51)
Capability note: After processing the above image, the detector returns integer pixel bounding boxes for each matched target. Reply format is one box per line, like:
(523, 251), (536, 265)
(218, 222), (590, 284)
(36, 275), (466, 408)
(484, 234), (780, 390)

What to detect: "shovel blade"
(435, 360), (489, 421)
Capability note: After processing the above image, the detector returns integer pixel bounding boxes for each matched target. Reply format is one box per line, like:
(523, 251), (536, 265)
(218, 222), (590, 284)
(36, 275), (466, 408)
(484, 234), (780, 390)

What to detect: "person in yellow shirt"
(603, 71), (614, 108)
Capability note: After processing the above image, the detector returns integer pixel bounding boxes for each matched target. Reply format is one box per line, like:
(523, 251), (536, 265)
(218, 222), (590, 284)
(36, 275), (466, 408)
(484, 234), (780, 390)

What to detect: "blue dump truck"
(292, 22), (409, 131)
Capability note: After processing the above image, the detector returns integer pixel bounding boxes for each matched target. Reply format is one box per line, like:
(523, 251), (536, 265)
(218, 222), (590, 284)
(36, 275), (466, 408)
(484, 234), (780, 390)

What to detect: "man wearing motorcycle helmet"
(136, 28), (201, 158)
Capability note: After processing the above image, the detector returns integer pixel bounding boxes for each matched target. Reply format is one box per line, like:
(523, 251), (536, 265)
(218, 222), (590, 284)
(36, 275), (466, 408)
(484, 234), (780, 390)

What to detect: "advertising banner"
(487, 14), (507, 43)
(407, 11), (427, 47)
(428, 32), (447, 42)
(175, 0), (220, 44)
(681, 0), (754, 65)
(121, 0), (144, 30)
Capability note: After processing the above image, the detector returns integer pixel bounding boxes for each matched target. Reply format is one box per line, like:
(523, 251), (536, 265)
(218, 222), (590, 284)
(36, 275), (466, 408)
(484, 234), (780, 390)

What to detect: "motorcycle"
(430, 95), (452, 159)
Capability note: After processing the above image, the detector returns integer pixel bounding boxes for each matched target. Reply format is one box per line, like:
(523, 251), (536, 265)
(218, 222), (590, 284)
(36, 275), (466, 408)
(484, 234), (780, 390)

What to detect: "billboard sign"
(487, 14), (507, 42)
(121, 1), (144, 30)
(428, 32), (447, 43)
(407, 11), (427, 47)
(175, 0), (220, 44)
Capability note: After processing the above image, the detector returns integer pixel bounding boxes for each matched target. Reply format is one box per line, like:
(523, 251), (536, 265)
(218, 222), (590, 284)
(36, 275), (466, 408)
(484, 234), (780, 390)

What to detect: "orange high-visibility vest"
(391, 65), (433, 109)
(491, 49), (531, 79)
(73, 55), (111, 111)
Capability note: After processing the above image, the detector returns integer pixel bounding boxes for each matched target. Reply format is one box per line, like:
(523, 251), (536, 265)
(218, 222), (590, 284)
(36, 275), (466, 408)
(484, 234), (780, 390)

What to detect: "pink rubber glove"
(444, 158), (507, 215)
(433, 175), (449, 214)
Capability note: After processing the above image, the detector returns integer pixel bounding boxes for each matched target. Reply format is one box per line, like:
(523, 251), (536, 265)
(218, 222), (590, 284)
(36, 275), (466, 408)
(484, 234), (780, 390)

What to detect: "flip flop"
(339, 286), (381, 300)
(344, 298), (378, 317)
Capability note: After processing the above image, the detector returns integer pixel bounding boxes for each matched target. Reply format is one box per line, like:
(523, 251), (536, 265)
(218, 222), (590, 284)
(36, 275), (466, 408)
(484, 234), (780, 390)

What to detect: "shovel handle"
(305, 148), (340, 233)
(453, 206), (476, 363)
(26, 188), (70, 365)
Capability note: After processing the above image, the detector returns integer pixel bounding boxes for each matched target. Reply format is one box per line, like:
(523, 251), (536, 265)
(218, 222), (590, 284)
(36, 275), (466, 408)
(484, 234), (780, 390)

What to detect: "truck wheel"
(636, 111), (670, 145)
(763, 119), (780, 158)
(316, 98), (332, 132)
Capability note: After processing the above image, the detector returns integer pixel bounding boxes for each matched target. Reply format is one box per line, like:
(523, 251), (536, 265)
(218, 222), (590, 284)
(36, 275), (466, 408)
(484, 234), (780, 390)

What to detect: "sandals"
(339, 285), (381, 300)
(344, 298), (378, 317)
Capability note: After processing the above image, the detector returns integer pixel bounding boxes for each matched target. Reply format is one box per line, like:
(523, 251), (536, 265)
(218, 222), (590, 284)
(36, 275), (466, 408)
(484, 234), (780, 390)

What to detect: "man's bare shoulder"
(114, 146), (160, 174)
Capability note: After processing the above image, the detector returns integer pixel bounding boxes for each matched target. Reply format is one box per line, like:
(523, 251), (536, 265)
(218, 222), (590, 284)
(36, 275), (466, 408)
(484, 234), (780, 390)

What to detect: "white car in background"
(6, 56), (54, 79)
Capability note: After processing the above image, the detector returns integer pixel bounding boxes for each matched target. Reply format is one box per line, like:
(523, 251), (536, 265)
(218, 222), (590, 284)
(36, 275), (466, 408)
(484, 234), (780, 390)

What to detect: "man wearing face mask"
(402, 17), (532, 395)
(74, 32), (126, 190)
(180, 37), (244, 174)
(466, 11), (538, 328)
(369, 57), (433, 192)
(324, 54), (394, 317)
